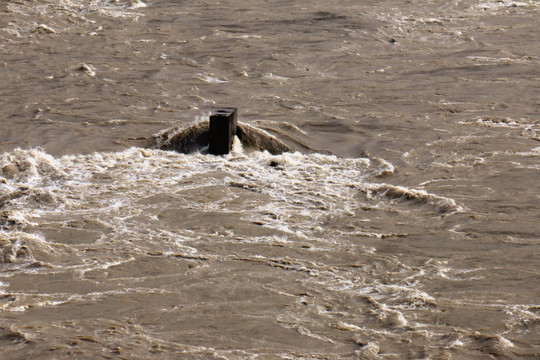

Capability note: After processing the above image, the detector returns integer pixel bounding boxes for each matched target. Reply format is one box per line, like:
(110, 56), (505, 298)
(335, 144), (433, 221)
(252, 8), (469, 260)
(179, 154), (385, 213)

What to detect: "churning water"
(1, 0), (539, 359)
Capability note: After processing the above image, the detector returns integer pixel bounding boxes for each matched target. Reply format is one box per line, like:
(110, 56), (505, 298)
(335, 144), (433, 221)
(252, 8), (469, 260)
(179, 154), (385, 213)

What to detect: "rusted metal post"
(209, 108), (237, 155)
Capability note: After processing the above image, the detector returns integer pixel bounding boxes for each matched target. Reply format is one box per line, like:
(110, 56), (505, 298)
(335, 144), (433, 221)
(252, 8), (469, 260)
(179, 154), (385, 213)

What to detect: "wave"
(152, 120), (293, 155)
(363, 183), (465, 214)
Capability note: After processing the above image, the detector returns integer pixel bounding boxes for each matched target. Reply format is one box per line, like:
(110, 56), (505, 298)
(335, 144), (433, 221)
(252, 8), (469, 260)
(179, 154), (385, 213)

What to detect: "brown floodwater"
(0, 0), (539, 359)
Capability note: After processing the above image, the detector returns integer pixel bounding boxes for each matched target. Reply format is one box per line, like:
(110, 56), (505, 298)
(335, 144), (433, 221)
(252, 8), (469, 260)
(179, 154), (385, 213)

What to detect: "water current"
(0, 0), (539, 359)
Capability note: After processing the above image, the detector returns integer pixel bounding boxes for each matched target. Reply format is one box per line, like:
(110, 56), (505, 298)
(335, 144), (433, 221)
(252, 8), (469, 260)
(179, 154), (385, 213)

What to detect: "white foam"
(263, 73), (289, 82)
(363, 183), (466, 214)
(0, 147), (465, 335)
(475, 1), (536, 12)
(5, 0), (147, 36)
(195, 73), (228, 84)
(467, 56), (531, 64)
(333, 321), (363, 332)
(79, 63), (96, 77)
(129, 0), (147, 9)
(504, 304), (540, 330)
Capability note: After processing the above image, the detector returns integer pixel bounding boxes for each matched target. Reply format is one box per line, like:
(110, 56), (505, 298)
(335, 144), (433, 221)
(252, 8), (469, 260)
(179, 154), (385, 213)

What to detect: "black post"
(209, 108), (238, 155)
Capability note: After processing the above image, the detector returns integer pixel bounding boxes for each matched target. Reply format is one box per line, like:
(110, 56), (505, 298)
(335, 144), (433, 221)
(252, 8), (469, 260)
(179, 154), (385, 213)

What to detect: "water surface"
(1, 0), (539, 358)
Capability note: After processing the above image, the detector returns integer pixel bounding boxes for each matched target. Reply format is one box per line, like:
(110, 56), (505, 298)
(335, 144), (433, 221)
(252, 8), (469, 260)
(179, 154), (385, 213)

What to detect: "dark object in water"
(154, 115), (291, 155)
(209, 108), (237, 155)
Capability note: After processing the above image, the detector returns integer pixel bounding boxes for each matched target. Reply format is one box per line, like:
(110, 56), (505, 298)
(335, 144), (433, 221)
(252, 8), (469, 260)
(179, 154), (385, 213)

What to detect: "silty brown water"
(0, 0), (539, 359)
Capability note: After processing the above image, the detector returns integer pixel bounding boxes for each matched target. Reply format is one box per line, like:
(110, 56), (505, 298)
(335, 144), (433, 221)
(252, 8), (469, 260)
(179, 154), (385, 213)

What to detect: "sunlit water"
(1, 1), (539, 359)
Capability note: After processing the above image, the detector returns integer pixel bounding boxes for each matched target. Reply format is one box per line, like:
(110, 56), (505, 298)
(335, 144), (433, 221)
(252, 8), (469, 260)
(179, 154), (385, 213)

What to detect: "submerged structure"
(153, 108), (292, 155)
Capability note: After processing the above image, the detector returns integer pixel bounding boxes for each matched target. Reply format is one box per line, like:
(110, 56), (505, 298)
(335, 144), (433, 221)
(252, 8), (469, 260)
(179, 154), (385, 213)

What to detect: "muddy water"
(1, 0), (539, 359)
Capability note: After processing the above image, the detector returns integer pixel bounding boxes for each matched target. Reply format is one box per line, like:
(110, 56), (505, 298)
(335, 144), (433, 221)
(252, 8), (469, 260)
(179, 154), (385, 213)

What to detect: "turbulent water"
(1, 0), (539, 359)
